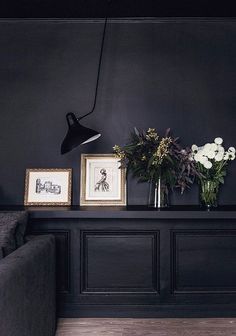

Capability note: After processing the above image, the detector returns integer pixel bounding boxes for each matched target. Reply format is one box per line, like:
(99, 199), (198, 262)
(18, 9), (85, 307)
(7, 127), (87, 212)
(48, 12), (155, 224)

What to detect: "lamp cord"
(78, 11), (109, 121)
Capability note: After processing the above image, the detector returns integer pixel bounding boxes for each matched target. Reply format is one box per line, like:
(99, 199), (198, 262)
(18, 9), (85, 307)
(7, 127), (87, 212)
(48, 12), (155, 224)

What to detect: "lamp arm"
(78, 16), (108, 122)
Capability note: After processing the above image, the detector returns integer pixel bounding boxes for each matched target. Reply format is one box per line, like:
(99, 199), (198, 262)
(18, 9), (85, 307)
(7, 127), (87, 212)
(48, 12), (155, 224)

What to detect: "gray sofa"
(0, 212), (56, 336)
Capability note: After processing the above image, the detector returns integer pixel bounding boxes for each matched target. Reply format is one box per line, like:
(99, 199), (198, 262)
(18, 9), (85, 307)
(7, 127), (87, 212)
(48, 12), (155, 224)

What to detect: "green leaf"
(219, 177), (224, 184)
(134, 127), (140, 136)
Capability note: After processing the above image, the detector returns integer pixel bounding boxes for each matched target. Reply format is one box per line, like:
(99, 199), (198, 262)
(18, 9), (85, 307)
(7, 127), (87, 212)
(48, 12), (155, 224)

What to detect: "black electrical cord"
(78, 1), (111, 121)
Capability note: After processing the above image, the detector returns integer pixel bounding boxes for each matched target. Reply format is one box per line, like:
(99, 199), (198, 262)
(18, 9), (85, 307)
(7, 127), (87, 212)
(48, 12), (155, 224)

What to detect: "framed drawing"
(80, 154), (126, 206)
(24, 168), (72, 206)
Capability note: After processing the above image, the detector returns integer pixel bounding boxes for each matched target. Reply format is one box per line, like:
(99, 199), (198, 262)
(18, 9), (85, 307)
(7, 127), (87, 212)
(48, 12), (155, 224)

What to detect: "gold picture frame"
(24, 168), (72, 206)
(80, 154), (126, 206)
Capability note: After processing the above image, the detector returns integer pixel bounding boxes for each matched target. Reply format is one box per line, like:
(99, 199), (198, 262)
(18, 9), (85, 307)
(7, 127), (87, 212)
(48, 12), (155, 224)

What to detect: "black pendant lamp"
(61, 15), (108, 155)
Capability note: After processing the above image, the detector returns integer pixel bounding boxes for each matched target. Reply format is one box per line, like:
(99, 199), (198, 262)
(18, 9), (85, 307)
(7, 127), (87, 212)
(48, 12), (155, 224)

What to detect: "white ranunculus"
(194, 153), (201, 162)
(229, 153), (236, 161)
(224, 152), (229, 160)
(204, 160), (213, 169)
(201, 148), (207, 156)
(214, 137), (223, 145)
(204, 143), (212, 151)
(210, 143), (218, 151)
(207, 151), (216, 159)
(201, 151), (208, 158)
(198, 149), (204, 156)
(191, 144), (198, 153)
(229, 147), (236, 153)
(217, 145), (225, 154)
(215, 153), (224, 162)
(199, 156), (208, 164)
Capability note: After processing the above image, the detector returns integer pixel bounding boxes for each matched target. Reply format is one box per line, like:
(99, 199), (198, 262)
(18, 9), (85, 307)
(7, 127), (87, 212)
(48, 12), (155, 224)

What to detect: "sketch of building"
(36, 179), (61, 195)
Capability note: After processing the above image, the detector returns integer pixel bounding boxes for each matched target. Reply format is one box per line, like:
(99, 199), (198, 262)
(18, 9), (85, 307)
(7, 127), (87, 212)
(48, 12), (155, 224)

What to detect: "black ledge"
(0, 205), (236, 219)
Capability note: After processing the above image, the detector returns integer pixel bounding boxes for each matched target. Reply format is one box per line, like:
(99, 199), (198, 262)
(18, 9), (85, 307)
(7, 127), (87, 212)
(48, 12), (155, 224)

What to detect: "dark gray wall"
(0, 19), (235, 205)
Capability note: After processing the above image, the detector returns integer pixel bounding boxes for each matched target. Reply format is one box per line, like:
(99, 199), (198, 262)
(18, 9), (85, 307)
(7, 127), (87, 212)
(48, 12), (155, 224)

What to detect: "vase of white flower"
(191, 137), (235, 208)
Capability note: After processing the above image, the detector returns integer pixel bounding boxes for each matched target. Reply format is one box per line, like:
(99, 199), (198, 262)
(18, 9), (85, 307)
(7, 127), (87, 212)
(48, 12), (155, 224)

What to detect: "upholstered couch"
(0, 212), (56, 336)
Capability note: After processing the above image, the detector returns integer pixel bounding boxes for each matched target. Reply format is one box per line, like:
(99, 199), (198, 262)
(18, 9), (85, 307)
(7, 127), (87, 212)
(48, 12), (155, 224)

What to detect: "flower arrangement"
(191, 137), (235, 207)
(113, 128), (197, 206)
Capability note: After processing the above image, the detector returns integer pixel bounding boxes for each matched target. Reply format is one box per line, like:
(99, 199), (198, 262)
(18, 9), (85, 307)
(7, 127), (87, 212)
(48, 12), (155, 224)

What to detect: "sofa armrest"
(0, 235), (56, 336)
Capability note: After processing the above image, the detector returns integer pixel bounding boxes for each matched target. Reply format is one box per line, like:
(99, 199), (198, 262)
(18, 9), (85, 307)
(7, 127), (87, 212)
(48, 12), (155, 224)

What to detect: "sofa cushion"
(14, 212), (28, 247)
(0, 212), (28, 257)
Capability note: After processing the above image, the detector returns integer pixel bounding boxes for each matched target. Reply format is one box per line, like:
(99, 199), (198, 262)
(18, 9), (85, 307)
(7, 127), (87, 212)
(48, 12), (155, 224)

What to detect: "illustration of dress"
(95, 168), (109, 192)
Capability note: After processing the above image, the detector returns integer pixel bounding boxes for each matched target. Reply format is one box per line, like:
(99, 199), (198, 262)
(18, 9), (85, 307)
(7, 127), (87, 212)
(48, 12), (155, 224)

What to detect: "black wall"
(0, 19), (235, 205)
(1, 0), (235, 18)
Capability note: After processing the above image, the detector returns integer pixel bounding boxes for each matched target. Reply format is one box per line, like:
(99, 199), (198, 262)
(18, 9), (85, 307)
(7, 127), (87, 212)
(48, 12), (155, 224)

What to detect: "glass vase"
(148, 177), (168, 208)
(199, 179), (219, 208)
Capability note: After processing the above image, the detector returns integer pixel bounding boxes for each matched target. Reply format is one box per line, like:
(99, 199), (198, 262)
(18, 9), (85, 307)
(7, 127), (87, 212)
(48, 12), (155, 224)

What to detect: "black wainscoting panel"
(32, 230), (70, 294)
(81, 231), (159, 294)
(172, 230), (236, 293)
(25, 208), (236, 317)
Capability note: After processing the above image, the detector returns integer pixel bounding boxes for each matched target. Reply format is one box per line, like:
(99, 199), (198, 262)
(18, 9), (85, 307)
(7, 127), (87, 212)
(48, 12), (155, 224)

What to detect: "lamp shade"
(61, 113), (101, 154)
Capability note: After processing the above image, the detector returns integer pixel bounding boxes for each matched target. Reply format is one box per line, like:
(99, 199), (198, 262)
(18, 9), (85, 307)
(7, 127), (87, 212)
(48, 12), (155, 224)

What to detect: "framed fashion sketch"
(24, 168), (72, 206)
(80, 154), (126, 206)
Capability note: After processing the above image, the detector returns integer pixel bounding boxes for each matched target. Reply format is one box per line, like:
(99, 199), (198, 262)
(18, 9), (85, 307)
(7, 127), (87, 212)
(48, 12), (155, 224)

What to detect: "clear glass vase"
(199, 179), (219, 208)
(148, 177), (168, 208)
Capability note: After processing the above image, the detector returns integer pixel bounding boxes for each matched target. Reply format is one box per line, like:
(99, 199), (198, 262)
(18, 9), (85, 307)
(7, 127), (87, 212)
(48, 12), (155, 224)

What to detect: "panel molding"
(171, 229), (236, 294)
(81, 230), (160, 295)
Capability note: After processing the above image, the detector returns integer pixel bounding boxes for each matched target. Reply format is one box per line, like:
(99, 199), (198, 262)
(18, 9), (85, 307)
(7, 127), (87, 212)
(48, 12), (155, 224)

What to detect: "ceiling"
(0, 0), (236, 18)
